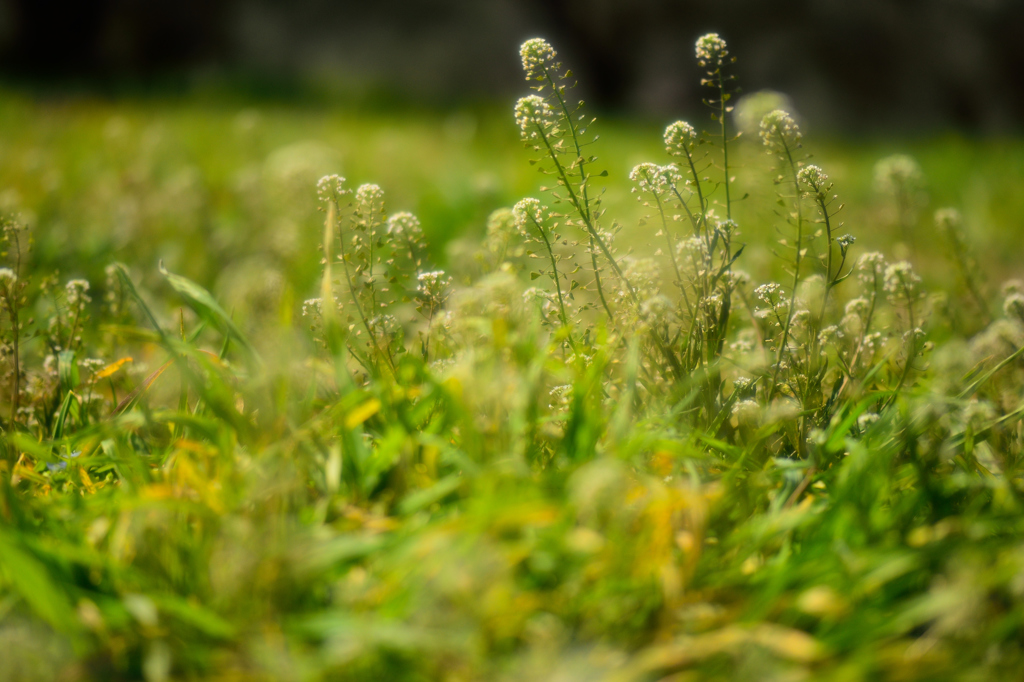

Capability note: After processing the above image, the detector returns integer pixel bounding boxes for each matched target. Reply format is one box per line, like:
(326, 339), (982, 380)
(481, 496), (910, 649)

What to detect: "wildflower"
(760, 110), (802, 155)
(619, 257), (660, 304)
(857, 412), (880, 430)
(874, 154), (924, 196)
(797, 165), (829, 194)
(549, 384), (572, 408)
(818, 325), (843, 346)
(512, 198), (545, 235)
(66, 279), (91, 307)
(934, 207), (961, 233)
(0, 267), (16, 288)
(857, 252), (887, 284)
(695, 33), (729, 65)
(386, 211), (422, 239)
(417, 270), (452, 306)
(845, 297), (871, 317)
(883, 261), (921, 304)
(1003, 293), (1024, 322)
(664, 121), (697, 156)
(486, 208), (515, 238)
(733, 376), (754, 393)
(81, 358), (106, 374)
(1001, 279), (1024, 297)
(639, 294), (673, 323)
(732, 399), (761, 425)
(629, 163), (679, 197)
(837, 233), (856, 252)
(754, 282), (783, 305)
(355, 183), (384, 207)
(520, 38), (557, 78)
(316, 174), (348, 202)
(302, 298), (323, 317)
(514, 96), (554, 140)
(368, 314), (400, 344)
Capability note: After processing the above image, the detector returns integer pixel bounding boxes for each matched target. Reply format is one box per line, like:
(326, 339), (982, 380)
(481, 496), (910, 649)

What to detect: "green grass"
(1, 83), (1024, 682)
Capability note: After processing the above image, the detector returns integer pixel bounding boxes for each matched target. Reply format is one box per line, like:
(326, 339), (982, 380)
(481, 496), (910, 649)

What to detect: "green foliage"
(0, 34), (1024, 682)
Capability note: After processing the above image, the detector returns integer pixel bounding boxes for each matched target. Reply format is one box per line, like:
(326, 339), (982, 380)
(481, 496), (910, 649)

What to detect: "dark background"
(2, 0), (1022, 132)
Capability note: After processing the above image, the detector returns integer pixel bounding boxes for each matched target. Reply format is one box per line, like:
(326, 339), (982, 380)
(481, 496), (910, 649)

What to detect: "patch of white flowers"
(520, 38), (556, 78)
(66, 279), (91, 307)
(386, 211), (421, 239)
(514, 96), (554, 140)
(316, 174), (348, 201)
(664, 121), (697, 156)
(512, 198), (545, 235)
(883, 261), (922, 304)
(695, 33), (728, 65)
(797, 165), (829, 193)
(629, 163), (680, 197)
(760, 110), (802, 154)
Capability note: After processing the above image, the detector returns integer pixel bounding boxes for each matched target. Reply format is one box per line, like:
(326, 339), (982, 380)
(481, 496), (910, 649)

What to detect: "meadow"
(2, 35), (1024, 681)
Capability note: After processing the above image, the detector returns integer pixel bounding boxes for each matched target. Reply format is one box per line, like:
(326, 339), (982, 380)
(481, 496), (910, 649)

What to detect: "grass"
(0, 70), (1023, 682)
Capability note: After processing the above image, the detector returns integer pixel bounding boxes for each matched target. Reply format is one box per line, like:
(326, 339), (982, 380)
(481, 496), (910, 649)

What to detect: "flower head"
(386, 211), (422, 239)
(874, 154), (924, 196)
(883, 261), (922, 304)
(0, 267), (16, 289)
(355, 183), (384, 206)
(797, 165), (829, 193)
(512, 198), (545, 235)
(520, 38), (557, 78)
(629, 163), (679, 196)
(760, 110), (802, 155)
(66, 279), (91, 307)
(695, 33), (729, 65)
(316, 174), (348, 203)
(934, 207), (962, 234)
(664, 121), (697, 156)
(514, 95), (554, 140)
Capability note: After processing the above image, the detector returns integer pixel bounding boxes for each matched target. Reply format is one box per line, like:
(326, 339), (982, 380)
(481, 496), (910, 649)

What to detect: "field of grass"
(2, 40), (1024, 682)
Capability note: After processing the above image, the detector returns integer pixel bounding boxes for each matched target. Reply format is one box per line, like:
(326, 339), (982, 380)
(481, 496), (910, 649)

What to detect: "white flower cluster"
(619, 257), (660, 305)
(386, 211), (422, 239)
(1004, 293), (1024, 322)
(857, 252), (887, 284)
(512, 197), (545, 235)
(514, 95), (554, 139)
(520, 38), (556, 78)
(302, 297), (323, 318)
(874, 154), (923, 195)
(695, 33), (728, 65)
(664, 121), (697, 156)
(549, 383), (572, 408)
(66, 279), (91, 307)
(934, 207), (961, 233)
(355, 183), (384, 207)
(316, 174), (348, 202)
(629, 162), (680, 197)
(797, 164), (829, 192)
(368, 313), (400, 342)
(759, 110), (802, 154)
(837, 234), (856, 249)
(417, 270), (452, 304)
(754, 282), (783, 305)
(754, 282), (787, 321)
(883, 261), (922, 303)
(0, 267), (16, 288)
(486, 207), (515, 238)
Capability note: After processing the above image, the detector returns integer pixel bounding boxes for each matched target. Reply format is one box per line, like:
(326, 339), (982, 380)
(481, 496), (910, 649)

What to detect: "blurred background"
(2, 0), (1023, 131)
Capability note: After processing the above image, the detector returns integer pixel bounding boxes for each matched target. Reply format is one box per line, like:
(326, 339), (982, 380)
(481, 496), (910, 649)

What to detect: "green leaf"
(0, 529), (77, 634)
(158, 262), (258, 360)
